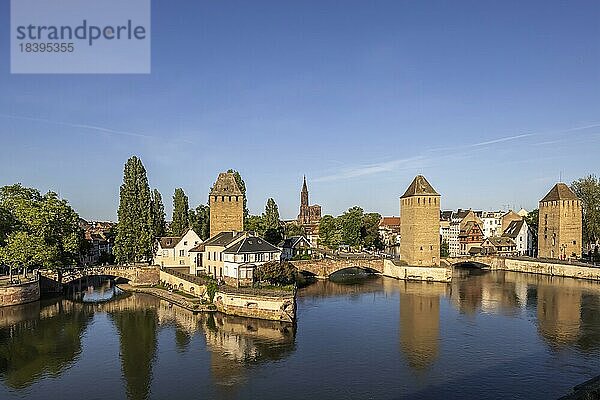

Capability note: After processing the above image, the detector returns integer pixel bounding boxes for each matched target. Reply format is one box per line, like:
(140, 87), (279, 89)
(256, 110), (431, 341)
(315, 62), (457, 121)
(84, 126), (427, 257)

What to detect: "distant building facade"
(400, 175), (441, 266)
(209, 172), (244, 238)
(481, 211), (504, 239)
(538, 183), (582, 260)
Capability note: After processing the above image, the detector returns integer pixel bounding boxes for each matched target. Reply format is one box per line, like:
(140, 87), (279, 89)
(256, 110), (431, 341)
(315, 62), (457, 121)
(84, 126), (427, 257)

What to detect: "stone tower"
(209, 172), (244, 237)
(538, 183), (582, 260)
(400, 175), (441, 266)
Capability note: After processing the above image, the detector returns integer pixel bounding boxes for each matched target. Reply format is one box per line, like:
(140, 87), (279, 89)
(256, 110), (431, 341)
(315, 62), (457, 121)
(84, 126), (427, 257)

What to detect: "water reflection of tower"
(535, 280), (582, 347)
(398, 283), (446, 371)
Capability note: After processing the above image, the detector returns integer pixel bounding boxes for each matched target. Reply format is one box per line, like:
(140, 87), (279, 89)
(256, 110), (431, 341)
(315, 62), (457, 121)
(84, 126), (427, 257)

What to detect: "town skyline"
(1, 1), (599, 220)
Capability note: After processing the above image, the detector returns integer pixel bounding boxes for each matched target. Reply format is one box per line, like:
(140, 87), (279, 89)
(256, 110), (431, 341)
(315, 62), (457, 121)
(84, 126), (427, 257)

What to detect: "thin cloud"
(468, 133), (534, 147)
(313, 122), (600, 183)
(313, 156), (424, 183)
(0, 113), (194, 144)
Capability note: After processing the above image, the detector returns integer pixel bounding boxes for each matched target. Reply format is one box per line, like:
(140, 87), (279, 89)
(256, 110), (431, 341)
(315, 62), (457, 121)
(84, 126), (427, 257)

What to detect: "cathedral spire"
(301, 176), (309, 207)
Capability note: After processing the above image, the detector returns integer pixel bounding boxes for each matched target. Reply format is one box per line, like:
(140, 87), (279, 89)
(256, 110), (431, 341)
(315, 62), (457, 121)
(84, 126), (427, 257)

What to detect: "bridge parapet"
(291, 258), (384, 278)
(39, 265), (160, 287)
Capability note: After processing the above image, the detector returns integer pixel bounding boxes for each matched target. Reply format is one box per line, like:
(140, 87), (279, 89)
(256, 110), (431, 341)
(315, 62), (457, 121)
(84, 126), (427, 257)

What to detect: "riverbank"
(116, 283), (216, 313)
(0, 278), (40, 307)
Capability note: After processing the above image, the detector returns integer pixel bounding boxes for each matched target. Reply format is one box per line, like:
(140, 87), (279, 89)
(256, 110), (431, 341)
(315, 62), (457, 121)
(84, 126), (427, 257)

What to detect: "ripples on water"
(0, 270), (598, 400)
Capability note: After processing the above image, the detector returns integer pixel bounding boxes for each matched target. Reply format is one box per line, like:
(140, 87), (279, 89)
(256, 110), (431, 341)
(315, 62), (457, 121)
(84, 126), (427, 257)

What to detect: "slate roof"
(159, 237), (182, 249)
(400, 175), (439, 198)
(540, 183), (579, 202)
(279, 236), (310, 248)
(502, 220), (525, 239)
(202, 231), (243, 247)
(210, 172), (243, 196)
(223, 236), (280, 254)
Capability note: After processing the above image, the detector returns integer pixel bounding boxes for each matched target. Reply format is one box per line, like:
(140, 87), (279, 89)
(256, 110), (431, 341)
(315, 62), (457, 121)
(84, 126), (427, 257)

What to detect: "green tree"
(254, 260), (298, 285)
(318, 215), (341, 249)
(150, 189), (166, 238)
(441, 240), (450, 257)
(0, 184), (83, 275)
(263, 198), (282, 245)
(525, 209), (539, 234)
(263, 198), (280, 230)
(114, 156), (154, 265)
(245, 215), (264, 236)
(171, 188), (190, 236)
(284, 222), (304, 238)
(339, 206), (364, 248)
(227, 169), (248, 224)
(190, 203), (210, 240)
(361, 212), (383, 250)
(571, 175), (600, 247)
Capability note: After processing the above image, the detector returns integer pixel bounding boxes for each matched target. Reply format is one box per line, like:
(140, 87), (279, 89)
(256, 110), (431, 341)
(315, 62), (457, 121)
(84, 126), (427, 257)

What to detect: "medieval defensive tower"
(209, 172), (244, 237)
(400, 175), (441, 266)
(538, 183), (582, 259)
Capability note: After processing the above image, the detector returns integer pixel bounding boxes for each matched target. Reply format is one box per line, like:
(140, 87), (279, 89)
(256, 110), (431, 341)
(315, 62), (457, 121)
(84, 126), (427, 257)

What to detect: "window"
(179, 260), (185, 265)
(207, 252), (211, 261)
(179, 250), (185, 256)
(184, 241), (187, 246)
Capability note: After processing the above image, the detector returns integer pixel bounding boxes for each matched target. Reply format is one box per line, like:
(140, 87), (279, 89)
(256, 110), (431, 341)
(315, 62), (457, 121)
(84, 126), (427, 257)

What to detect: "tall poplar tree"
(227, 169), (248, 223)
(263, 198), (282, 245)
(114, 156), (154, 264)
(190, 203), (210, 240)
(171, 188), (190, 236)
(151, 189), (166, 238)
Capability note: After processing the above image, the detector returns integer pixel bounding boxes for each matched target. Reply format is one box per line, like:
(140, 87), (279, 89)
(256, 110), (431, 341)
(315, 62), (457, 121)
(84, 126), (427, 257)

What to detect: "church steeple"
(301, 176), (309, 207)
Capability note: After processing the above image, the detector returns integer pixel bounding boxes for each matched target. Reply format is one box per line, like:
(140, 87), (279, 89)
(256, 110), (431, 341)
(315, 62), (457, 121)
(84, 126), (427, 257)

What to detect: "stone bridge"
(291, 258), (384, 279)
(39, 265), (160, 287)
(443, 256), (500, 269)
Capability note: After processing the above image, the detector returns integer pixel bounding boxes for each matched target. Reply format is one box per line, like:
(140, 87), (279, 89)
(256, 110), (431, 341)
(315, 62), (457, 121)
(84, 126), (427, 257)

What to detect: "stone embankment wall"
(159, 269), (207, 297)
(491, 258), (600, 281)
(214, 290), (296, 322)
(382, 259), (452, 283)
(0, 280), (40, 307)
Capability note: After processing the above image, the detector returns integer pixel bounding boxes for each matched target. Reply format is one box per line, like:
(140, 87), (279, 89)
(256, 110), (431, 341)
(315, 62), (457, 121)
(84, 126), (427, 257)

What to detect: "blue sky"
(1, 0), (599, 220)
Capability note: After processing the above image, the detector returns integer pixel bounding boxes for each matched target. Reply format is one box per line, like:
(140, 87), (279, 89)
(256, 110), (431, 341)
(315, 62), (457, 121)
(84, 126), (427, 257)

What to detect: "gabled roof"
(502, 220), (525, 239)
(279, 236), (311, 249)
(485, 236), (516, 247)
(210, 172), (243, 196)
(223, 236), (280, 254)
(540, 183), (579, 202)
(400, 175), (439, 198)
(159, 237), (182, 249)
(202, 231), (243, 247)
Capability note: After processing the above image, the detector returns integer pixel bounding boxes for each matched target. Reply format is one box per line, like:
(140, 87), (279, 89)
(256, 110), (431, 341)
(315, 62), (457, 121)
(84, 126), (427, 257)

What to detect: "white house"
(221, 234), (281, 287)
(502, 219), (534, 257)
(153, 228), (203, 272)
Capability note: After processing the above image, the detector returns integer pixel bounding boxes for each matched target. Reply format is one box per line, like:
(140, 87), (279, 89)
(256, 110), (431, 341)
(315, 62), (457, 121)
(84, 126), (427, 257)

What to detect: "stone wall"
(383, 259), (451, 283)
(494, 258), (600, 281)
(214, 290), (295, 322)
(209, 195), (244, 237)
(0, 280), (40, 307)
(159, 269), (207, 297)
(292, 258), (384, 278)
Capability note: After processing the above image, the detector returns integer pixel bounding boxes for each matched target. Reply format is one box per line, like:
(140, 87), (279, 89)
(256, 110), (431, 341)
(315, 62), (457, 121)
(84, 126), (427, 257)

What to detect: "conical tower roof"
(401, 175), (439, 198)
(540, 183), (578, 202)
(210, 172), (243, 195)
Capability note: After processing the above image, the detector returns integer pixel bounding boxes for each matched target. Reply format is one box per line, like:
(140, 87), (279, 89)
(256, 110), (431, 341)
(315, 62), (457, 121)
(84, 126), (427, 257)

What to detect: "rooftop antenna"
(559, 171), (563, 183)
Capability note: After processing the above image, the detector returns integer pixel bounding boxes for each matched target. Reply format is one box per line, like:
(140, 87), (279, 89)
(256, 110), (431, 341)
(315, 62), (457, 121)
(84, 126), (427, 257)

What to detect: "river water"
(0, 269), (599, 400)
